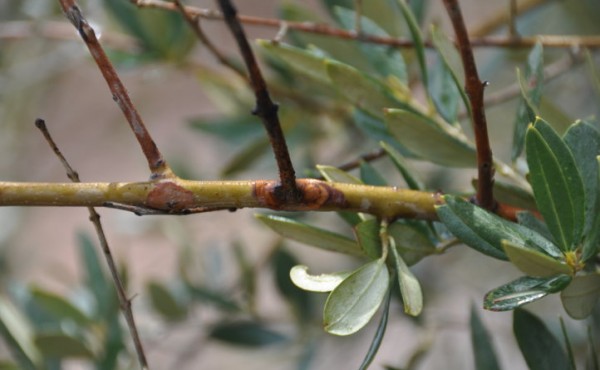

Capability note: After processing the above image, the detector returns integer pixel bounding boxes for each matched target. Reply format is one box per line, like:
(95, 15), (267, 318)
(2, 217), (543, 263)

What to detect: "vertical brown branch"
(57, 0), (171, 179)
(442, 0), (496, 211)
(216, 0), (301, 203)
(35, 119), (150, 370)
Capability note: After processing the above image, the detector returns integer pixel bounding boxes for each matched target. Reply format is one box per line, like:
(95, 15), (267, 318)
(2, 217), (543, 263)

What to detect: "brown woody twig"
(133, 0), (600, 49)
(173, 0), (246, 80)
(457, 49), (583, 120)
(216, 0), (301, 203)
(0, 20), (140, 51)
(34, 118), (150, 370)
(443, 0), (496, 211)
(313, 148), (387, 181)
(57, 0), (171, 179)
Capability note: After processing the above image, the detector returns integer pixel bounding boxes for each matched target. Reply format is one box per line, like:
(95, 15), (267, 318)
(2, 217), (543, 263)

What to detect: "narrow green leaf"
(429, 55), (460, 124)
(103, 0), (194, 61)
(0, 298), (40, 370)
(472, 178), (537, 211)
(233, 242), (256, 307)
(221, 137), (270, 177)
(186, 285), (241, 312)
(512, 42), (544, 160)
(395, 0), (427, 87)
(337, 211), (363, 226)
(484, 275), (571, 311)
(430, 25), (470, 121)
(97, 313), (124, 370)
(513, 309), (570, 370)
(358, 279), (393, 370)
(559, 318), (576, 370)
(147, 281), (187, 322)
(271, 248), (312, 320)
(516, 211), (553, 242)
(437, 195), (562, 261)
(30, 288), (91, 327)
(470, 305), (501, 370)
(502, 240), (572, 278)
(584, 156), (600, 260)
(560, 273), (600, 320)
(317, 164), (362, 184)
(352, 109), (405, 149)
(256, 39), (329, 82)
(526, 118), (586, 251)
(430, 25), (464, 83)
(326, 60), (410, 117)
(563, 121), (600, 258)
(290, 265), (352, 292)
(388, 222), (435, 266)
(209, 321), (287, 347)
(324, 0), (404, 37)
(359, 161), (387, 186)
(587, 326), (600, 370)
(355, 219), (383, 260)
(256, 214), (363, 257)
(390, 239), (422, 316)
(324, 260), (390, 335)
(334, 7), (407, 82)
(385, 109), (477, 167)
(34, 333), (93, 358)
(77, 232), (115, 318)
(279, 2), (371, 72)
(189, 115), (262, 143)
(296, 336), (318, 370)
(380, 141), (424, 190)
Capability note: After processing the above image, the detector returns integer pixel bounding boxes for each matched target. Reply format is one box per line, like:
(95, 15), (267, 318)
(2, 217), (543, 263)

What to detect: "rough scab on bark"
(146, 181), (196, 211)
(253, 179), (346, 210)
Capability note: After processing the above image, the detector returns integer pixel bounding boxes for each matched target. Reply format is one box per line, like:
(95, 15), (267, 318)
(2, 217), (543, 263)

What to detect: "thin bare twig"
(457, 49), (583, 119)
(216, 0), (301, 203)
(34, 118), (150, 370)
(173, 0), (246, 80)
(0, 20), (140, 51)
(57, 0), (171, 179)
(443, 0), (496, 211)
(337, 148), (387, 173)
(314, 148), (387, 180)
(103, 201), (232, 215)
(134, 0), (600, 49)
(471, 0), (548, 37)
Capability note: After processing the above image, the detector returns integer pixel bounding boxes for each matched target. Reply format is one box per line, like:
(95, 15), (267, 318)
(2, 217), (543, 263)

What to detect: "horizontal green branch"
(0, 179), (441, 220)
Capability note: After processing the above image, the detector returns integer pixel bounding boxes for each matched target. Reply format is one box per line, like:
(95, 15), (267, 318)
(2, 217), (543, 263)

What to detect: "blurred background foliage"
(0, 0), (599, 369)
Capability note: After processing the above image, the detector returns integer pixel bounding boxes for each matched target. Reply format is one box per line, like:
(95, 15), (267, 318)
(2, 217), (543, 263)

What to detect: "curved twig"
(133, 0), (600, 49)
(57, 0), (171, 179)
(35, 119), (150, 370)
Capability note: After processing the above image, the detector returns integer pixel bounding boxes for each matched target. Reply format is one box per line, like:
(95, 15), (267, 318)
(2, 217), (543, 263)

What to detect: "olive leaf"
(323, 259), (390, 335)
(526, 118), (585, 251)
(289, 265), (352, 293)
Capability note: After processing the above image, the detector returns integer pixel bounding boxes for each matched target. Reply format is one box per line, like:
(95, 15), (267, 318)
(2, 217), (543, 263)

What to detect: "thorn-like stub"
(34, 118), (46, 129)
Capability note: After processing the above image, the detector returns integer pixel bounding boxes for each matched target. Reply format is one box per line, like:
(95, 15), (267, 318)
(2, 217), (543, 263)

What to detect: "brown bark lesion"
(253, 179), (347, 211)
